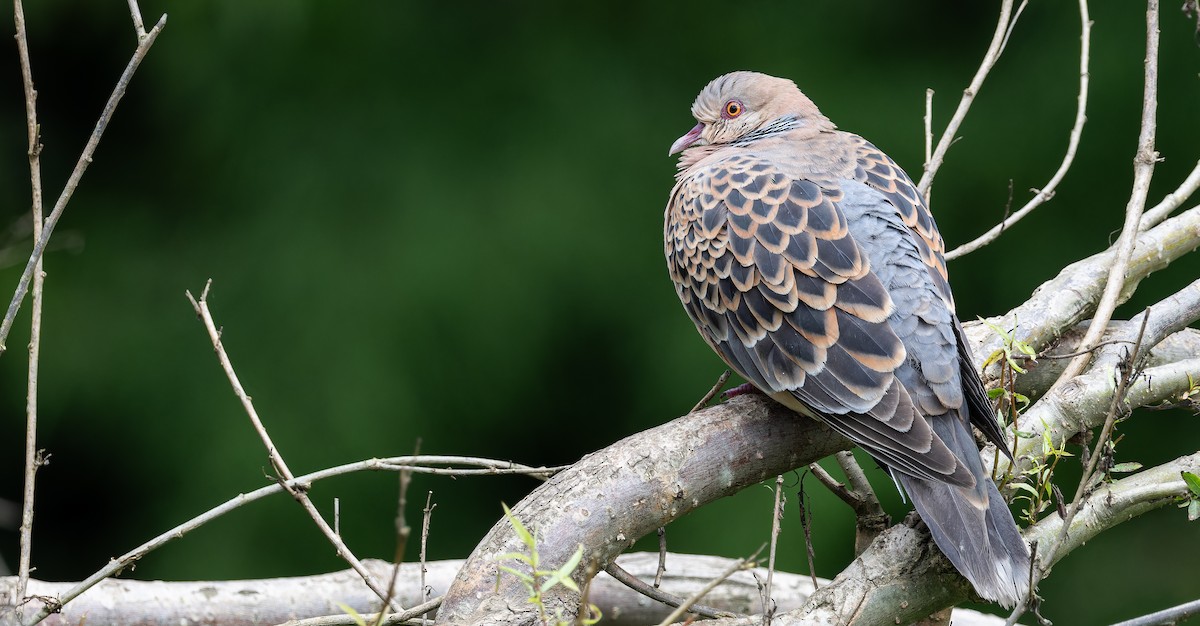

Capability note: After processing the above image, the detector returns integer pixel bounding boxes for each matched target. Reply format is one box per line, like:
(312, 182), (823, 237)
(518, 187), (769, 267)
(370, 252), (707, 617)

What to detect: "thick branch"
(701, 452), (1199, 626)
(974, 204), (1200, 373)
(0, 553), (1013, 626)
(434, 395), (850, 625)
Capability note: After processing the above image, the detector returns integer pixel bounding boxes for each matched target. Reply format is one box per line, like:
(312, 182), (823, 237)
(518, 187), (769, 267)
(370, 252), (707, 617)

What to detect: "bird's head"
(669, 71), (832, 155)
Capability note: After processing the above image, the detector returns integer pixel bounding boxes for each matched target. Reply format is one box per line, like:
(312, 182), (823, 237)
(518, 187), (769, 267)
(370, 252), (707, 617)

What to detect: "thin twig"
(833, 452), (883, 517)
(762, 475), (785, 625)
(797, 477), (818, 591)
(1007, 313), (1150, 625)
(652, 548), (762, 626)
(917, 0), (1019, 199)
(923, 88), (933, 173)
(0, 12), (167, 354)
(278, 596), (444, 626)
(654, 526), (667, 588)
(945, 0), (1091, 260)
(393, 440), (417, 564)
(1036, 339), (1136, 359)
(691, 369), (731, 413)
(186, 282), (401, 612)
(1109, 598), (1200, 626)
(1139, 160), (1200, 230)
(11, 454), (554, 625)
(126, 0), (146, 37)
(602, 562), (735, 620)
(1049, 0), (1159, 391)
(12, 0), (43, 607)
(419, 492), (434, 626)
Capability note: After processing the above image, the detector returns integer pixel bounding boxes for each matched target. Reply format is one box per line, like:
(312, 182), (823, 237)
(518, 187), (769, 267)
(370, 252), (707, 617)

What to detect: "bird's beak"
(669, 122), (706, 155)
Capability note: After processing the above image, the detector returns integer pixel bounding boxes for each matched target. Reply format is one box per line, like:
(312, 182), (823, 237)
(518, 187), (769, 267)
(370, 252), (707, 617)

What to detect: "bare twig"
(10, 453), (528, 625)
(796, 479), (818, 592)
(654, 527), (667, 588)
(186, 281), (401, 612)
(833, 452), (883, 517)
(419, 492), (434, 625)
(653, 549), (761, 626)
(279, 596), (444, 626)
(1049, 0), (1159, 390)
(1109, 598), (1200, 626)
(762, 475), (785, 625)
(0, 12), (167, 354)
(602, 562), (734, 620)
(126, 0), (146, 38)
(1006, 313), (1149, 625)
(923, 88), (933, 172)
(1139, 160), (1200, 230)
(691, 369), (731, 413)
(12, 0), (43, 608)
(945, 0), (1091, 260)
(917, 0), (1020, 199)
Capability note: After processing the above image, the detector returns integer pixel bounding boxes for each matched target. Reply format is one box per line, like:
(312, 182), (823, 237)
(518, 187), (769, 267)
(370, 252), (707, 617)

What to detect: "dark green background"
(1, 2), (1197, 623)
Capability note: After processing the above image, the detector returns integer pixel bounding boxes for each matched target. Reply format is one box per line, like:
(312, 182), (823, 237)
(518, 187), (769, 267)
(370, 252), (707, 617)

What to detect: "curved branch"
(700, 452), (1199, 626)
(974, 204), (1200, 375)
(433, 396), (849, 625)
(945, 0), (1092, 260)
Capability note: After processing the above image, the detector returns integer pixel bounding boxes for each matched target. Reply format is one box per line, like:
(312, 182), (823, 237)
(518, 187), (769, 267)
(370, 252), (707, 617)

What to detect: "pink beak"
(668, 122), (705, 155)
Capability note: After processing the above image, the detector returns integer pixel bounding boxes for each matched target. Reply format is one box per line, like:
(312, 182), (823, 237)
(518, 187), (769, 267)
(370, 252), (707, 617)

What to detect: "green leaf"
(1110, 462), (1143, 473)
(502, 503), (536, 550)
(1182, 472), (1200, 497)
(498, 565), (534, 584)
(1188, 499), (1200, 522)
(1010, 482), (1040, 495)
(540, 545), (584, 593)
(497, 552), (534, 565)
(336, 603), (368, 626)
(987, 388), (1006, 399)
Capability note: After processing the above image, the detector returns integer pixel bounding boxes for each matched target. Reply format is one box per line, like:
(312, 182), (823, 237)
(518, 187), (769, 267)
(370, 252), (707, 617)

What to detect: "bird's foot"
(720, 382), (761, 401)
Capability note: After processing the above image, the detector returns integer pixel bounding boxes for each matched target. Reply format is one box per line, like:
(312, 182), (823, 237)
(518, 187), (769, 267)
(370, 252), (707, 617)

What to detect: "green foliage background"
(1, 2), (1197, 622)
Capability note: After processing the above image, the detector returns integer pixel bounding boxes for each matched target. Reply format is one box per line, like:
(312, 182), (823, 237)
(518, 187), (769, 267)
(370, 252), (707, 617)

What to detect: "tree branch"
(917, 0), (1021, 200)
(0, 13), (167, 354)
(1049, 0), (1160, 391)
(973, 203), (1200, 377)
(0, 553), (1014, 626)
(945, 0), (1091, 260)
(434, 395), (850, 625)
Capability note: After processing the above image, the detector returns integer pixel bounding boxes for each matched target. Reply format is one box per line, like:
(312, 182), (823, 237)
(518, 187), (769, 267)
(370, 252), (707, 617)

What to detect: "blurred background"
(1, 1), (1197, 622)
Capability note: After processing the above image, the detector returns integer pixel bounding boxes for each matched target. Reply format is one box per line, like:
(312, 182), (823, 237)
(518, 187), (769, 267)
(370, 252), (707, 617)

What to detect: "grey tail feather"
(897, 473), (1031, 608)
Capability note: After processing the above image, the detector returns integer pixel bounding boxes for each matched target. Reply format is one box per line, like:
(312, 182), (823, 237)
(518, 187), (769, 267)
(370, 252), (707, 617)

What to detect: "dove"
(664, 71), (1031, 607)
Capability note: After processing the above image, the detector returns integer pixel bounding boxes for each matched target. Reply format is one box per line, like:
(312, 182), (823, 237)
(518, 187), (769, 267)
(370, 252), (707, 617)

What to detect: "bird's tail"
(896, 470), (1031, 608)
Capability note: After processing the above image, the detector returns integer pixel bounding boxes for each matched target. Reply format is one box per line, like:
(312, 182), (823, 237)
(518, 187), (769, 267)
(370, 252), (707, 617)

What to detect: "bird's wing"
(851, 139), (1008, 453)
(666, 149), (975, 487)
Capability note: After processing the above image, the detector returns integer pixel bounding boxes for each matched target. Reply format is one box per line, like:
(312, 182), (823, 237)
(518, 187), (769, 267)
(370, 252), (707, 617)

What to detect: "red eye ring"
(722, 100), (744, 119)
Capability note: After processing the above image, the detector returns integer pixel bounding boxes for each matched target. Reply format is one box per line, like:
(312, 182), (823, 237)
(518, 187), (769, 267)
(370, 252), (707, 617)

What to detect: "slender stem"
(15, 454), (533, 625)
(762, 475), (785, 624)
(1049, 0), (1159, 390)
(602, 562), (734, 620)
(1109, 598), (1200, 626)
(0, 13), (168, 354)
(917, 0), (1017, 199)
(13, 0), (43, 606)
(945, 0), (1091, 260)
(186, 282), (401, 612)
(126, 0), (146, 37)
(1139, 159), (1200, 231)
(653, 551), (758, 626)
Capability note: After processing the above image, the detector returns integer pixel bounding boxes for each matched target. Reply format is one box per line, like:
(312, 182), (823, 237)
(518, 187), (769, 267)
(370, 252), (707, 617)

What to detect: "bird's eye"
(723, 100), (743, 119)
